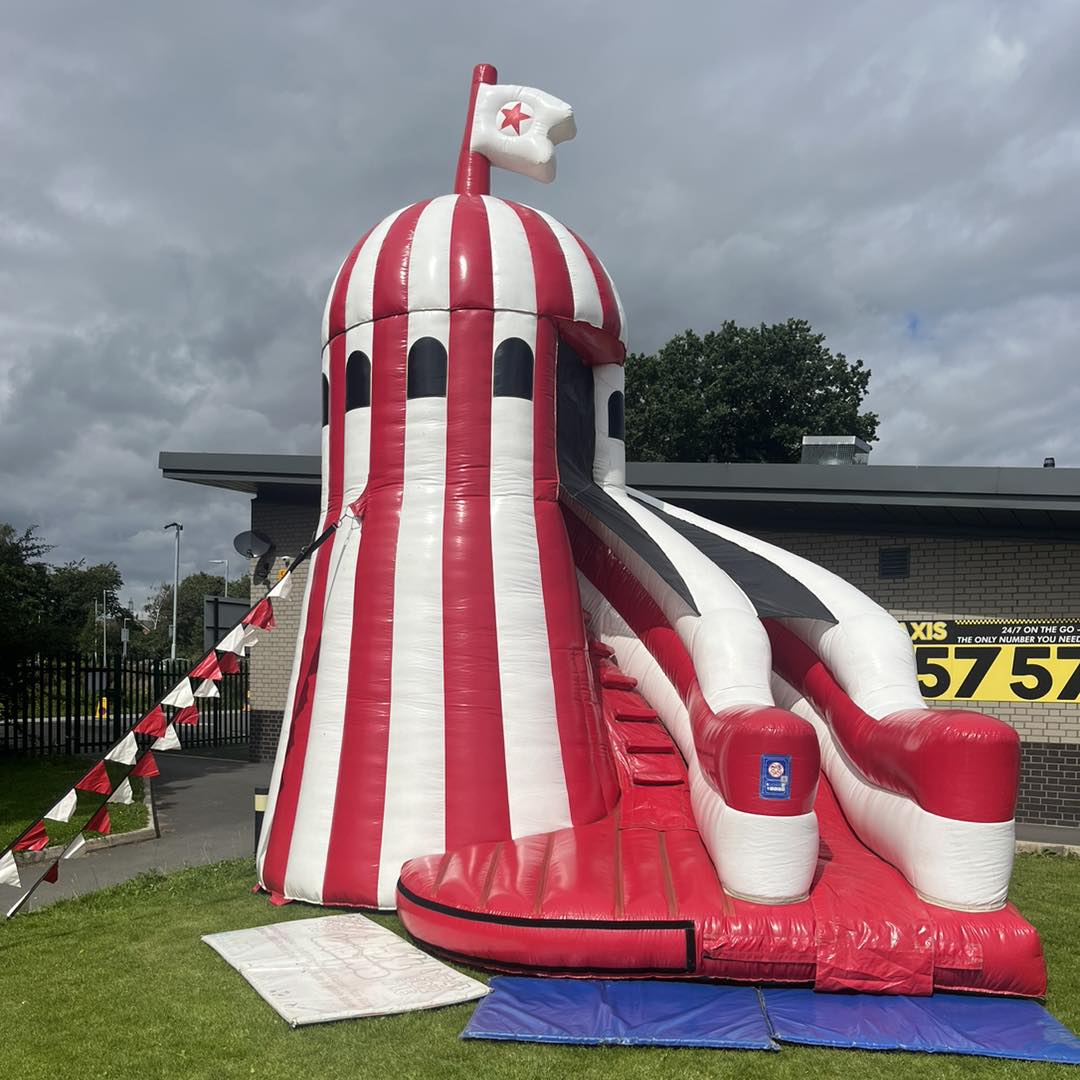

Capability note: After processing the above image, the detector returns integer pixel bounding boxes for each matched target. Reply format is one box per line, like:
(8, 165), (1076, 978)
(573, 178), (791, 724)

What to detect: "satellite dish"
(233, 530), (271, 559)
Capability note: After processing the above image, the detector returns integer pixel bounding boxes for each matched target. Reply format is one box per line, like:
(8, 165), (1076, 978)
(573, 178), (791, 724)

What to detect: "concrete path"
(3, 751), (271, 914)
(1016, 821), (1080, 851)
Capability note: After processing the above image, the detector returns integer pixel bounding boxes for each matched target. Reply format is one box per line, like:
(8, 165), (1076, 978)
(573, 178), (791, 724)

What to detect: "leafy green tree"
(53, 561), (124, 654)
(129, 573), (249, 662)
(0, 522), (250, 663)
(0, 524), (52, 658)
(624, 319), (878, 463)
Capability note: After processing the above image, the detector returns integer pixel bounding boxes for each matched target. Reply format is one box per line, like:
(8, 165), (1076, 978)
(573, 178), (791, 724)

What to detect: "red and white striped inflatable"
(257, 193), (628, 908)
(256, 64), (1044, 998)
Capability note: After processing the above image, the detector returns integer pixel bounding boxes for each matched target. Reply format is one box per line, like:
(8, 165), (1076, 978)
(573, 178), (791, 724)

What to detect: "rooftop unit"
(800, 435), (871, 466)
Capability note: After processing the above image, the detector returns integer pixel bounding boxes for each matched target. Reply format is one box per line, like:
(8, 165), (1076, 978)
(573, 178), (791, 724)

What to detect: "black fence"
(0, 653), (248, 756)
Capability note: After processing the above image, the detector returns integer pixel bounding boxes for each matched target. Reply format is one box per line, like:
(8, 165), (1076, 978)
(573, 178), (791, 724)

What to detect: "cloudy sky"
(1, 1), (1078, 603)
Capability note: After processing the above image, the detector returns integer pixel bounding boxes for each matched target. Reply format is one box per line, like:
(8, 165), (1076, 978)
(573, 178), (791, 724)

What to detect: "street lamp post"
(164, 522), (183, 660)
(210, 558), (229, 598)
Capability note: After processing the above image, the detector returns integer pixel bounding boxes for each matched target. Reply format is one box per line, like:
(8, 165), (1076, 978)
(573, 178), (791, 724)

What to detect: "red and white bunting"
(243, 598), (275, 631)
(134, 705), (168, 738)
(152, 725), (181, 751)
(44, 789), (78, 823)
(75, 761), (112, 796)
(194, 679), (219, 699)
(42, 861), (59, 884)
(162, 678), (195, 708)
(84, 806), (111, 836)
(268, 573), (293, 601)
(0, 850), (21, 889)
(130, 752), (159, 779)
(62, 835), (87, 860)
(217, 624), (248, 654)
(108, 778), (134, 805)
(173, 704), (199, 726)
(191, 653), (223, 682)
(105, 732), (139, 766)
(13, 820), (49, 852)
(216, 650), (241, 676)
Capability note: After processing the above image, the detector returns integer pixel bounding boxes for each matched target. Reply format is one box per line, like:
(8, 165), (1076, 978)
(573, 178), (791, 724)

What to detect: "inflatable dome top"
(321, 65), (627, 367)
(321, 194), (627, 361)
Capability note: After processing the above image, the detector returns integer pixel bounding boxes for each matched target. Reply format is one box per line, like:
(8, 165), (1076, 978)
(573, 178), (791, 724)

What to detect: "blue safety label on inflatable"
(760, 754), (792, 799)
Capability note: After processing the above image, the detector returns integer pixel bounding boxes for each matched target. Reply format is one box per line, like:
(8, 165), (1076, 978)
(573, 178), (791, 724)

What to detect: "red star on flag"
(499, 102), (531, 135)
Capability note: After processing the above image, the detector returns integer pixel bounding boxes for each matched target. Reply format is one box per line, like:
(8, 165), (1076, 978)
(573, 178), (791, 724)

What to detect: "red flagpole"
(453, 62), (497, 196)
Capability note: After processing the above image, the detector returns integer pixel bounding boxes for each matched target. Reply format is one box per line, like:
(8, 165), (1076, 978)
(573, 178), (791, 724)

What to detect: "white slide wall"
(626, 489), (1017, 911)
(578, 575), (818, 905)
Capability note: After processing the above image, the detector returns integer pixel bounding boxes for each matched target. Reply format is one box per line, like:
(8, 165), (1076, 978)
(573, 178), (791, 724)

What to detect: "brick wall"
(248, 496), (320, 762)
(757, 529), (1080, 826)
(251, 708), (287, 763)
(1017, 742), (1080, 827)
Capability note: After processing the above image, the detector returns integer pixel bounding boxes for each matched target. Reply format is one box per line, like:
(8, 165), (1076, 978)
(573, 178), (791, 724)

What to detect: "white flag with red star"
(470, 83), (576, 183)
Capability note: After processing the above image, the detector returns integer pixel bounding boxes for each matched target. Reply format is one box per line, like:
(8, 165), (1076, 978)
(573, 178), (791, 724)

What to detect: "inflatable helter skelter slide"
(256, 64), (1046, 996)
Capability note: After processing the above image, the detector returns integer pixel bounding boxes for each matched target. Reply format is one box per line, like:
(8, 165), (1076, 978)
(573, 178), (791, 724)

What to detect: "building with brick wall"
(161, 452), (1080, 831)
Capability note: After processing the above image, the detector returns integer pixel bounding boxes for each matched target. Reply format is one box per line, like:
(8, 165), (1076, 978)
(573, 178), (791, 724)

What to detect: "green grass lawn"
(0, 755), (148, 849)
(0, 853), (1076, 1079)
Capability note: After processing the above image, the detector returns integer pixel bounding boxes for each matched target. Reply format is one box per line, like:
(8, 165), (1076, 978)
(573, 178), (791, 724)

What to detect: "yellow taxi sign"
(902, 620), (1080, 703)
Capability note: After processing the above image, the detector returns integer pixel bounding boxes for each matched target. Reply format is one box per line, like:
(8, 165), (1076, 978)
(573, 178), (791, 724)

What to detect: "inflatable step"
(599, 662), (638, 690)
(628, 753), (686, 786)
(614, 721), (676, 754)
(604, 690), (660, 724)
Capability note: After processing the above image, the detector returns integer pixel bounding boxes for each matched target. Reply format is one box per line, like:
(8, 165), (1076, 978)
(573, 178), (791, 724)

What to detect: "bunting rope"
(0, 513), (345, 916)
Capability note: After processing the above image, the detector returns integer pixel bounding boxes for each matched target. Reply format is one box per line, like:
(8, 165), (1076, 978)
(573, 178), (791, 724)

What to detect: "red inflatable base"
(397, 642), (1046, 997)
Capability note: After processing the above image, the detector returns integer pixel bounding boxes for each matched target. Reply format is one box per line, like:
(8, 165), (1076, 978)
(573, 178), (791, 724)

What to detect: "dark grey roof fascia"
(158, 451), (1080, 517)
(158, 451), (320, 494)
(627, 461), (1080, 504)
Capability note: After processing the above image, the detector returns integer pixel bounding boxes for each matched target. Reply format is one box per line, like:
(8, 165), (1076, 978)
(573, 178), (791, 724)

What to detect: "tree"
(130, 573), (249, 662)
(0, 524), (52, 657)
(0, 522), (249, 663)
(52, 560), (124, 655)
(624, 319), (878, 463)
(0, 523), (127, 657)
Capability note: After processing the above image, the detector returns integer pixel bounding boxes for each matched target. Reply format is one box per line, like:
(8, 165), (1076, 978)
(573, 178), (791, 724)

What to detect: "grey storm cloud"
(1, 0), (1078, 602)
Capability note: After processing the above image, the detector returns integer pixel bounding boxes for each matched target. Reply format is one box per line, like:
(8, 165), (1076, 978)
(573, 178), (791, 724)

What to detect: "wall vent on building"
(878, 546), (911, 580)
(800, 435), (871, 465)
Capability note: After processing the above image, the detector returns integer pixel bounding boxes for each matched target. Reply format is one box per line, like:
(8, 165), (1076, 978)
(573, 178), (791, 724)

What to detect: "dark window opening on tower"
(493, 337), (533, 400)
(346, 351), (371, 410)
(607, 390), (625, 440)
(407, 337), (448, 399)
(320, 374), (329, 427)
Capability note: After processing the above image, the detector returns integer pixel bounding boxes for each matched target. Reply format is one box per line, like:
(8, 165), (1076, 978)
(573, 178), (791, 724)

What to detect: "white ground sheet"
(203, 914), (489, 1027)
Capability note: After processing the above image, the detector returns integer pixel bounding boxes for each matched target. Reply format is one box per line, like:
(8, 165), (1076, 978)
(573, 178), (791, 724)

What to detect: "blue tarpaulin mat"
(762, 988), (1080, 1064)
(461, 977), (776, 1049)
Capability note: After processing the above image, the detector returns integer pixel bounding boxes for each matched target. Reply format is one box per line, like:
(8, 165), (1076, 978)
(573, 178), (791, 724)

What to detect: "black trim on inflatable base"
(396, 880), (697, 974)
(409, 940), (697, 978)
